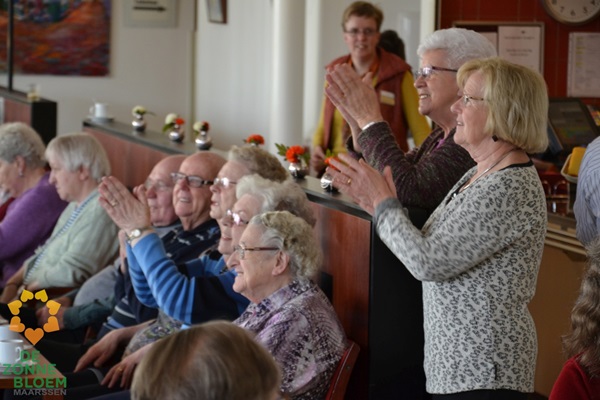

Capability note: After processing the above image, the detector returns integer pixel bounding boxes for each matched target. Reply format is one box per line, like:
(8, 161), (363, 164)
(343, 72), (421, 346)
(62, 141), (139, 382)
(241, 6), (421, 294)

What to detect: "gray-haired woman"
(230, 211), (346, 400)
(0, 122), (67, 289)
(0, 133), (119, 301)
(325, 28), (497, 221)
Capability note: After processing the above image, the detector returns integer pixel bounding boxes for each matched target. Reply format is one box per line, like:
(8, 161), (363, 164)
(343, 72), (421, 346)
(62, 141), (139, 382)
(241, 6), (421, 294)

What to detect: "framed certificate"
(453, 21), (544, 74)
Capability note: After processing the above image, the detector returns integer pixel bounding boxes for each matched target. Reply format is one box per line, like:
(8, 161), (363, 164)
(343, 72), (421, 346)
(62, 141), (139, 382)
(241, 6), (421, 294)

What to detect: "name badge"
(380, 90), (395, 106)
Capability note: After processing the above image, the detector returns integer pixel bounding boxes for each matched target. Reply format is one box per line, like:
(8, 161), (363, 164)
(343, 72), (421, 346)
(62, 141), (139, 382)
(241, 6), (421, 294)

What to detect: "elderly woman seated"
(0, 133), (119, 303)
(131, 320), (281, 400)
(230, 210), (346, 399)
(0, 122), (67, 289)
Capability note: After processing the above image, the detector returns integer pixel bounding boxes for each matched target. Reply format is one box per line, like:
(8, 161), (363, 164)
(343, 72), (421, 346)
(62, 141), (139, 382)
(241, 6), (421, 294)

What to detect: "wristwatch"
(126, 226), (152, 242)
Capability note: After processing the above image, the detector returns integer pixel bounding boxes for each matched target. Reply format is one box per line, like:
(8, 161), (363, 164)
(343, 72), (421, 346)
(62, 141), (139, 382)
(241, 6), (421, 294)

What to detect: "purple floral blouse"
(235, 279), (347, 399)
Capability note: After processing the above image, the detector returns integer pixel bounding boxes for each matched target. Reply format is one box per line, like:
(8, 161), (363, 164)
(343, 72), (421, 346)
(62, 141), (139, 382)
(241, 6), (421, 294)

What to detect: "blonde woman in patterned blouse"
(329, 58), (549, 399)
(229, 211), (346, 400)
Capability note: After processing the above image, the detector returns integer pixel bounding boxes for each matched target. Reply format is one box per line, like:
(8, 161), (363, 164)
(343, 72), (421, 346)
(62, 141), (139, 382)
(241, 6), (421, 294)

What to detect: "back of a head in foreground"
(131, 320), (281, 400)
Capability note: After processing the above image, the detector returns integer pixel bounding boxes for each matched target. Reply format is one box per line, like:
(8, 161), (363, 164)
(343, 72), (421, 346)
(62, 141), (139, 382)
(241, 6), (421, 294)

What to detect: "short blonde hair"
(457, 57), (549, 154)
(132, 321), (281, 400)
(46, 133), (111, 181)
(251, 211), (321, 280)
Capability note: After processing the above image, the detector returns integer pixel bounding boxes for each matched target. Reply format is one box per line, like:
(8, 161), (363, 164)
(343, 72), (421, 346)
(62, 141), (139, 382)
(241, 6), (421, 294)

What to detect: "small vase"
(168, 124), (185, 142)
(132, 114), (146, 132)
(288, 162), (308, 179)
(195, 130), (213, 150)
(320, 172), (338, 192)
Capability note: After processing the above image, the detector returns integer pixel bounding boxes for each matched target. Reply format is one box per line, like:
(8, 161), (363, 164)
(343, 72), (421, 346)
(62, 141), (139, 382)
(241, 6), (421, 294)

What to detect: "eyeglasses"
(212, 177), (237, 189)
(170, 172), (213, 188)
(144, 178), (173, 192)
(233, 244), (279, 260)
(414, 65), (458, 80)
(344, 28), (377, 37)
(226, 209), (249, 226)
(461, 94), (485, 106)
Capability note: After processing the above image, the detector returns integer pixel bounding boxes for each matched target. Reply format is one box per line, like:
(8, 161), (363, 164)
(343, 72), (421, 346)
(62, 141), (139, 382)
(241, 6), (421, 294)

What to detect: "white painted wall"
(2, 0), (434, 151)
(197, 0), (426, 151)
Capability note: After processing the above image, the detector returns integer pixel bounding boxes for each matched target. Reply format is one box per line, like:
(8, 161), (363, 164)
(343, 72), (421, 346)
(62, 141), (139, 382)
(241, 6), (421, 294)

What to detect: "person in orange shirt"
(310, 1), (429, 177)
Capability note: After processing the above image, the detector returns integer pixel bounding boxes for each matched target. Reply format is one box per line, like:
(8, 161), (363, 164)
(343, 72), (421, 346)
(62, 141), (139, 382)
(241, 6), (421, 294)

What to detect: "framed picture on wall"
(207, 0), (227, 24)
(0, 1), (111, 76)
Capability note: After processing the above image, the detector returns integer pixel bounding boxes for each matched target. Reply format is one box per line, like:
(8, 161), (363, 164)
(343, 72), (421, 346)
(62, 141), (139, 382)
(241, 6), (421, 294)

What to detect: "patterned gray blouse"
(235, 279), (346, 399)
(375, 163), (547, 394)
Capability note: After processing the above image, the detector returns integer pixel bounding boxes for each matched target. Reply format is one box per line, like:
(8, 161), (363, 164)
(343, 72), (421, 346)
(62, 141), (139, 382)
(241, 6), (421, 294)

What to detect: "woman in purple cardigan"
(0, 122), (67, 288)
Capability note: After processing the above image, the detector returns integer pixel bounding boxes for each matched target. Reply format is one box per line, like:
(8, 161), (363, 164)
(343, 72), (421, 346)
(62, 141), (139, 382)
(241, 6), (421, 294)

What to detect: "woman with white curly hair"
(229, 210), (346, 400)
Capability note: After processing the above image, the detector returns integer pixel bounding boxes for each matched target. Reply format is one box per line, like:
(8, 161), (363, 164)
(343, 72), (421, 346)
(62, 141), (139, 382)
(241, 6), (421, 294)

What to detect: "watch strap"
(126, 226), (153, 242)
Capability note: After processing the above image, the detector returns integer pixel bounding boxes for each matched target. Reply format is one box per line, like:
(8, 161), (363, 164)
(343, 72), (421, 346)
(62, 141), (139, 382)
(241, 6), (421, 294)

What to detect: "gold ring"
(117, 367), (124, 372)
(347, 178), (352, 185)
(110, 200), (118, 207)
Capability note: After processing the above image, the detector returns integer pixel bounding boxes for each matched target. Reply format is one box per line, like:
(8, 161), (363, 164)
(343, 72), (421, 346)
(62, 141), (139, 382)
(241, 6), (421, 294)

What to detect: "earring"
(18, 171), (24, 177)
(492, 135), (498, 142)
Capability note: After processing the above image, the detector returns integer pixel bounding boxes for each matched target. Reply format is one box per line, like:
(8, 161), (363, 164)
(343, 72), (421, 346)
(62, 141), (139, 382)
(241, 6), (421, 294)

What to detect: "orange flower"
(246, 134), (264, 145)
(324, 155), (342, 171)
(276, 143), (310, 165)
(286, 146), (305, 163)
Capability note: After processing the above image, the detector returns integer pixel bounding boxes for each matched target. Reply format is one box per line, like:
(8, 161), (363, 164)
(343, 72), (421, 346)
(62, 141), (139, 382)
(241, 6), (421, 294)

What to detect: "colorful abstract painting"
(0, 0), (111, 76)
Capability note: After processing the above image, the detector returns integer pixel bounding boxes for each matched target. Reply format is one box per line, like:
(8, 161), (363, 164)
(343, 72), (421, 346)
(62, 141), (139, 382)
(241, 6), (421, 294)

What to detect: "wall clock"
(542, 0), (600, 25)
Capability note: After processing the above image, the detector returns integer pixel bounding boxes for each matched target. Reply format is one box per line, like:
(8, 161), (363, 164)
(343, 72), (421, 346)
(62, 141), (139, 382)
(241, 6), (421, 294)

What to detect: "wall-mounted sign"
(453, 21), (544, 74)
(123, 0), (178, 28)
(568, 32), (600, 98)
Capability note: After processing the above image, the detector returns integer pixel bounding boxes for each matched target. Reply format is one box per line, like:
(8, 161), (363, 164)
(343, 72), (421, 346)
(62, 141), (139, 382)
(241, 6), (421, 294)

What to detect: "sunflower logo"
(7, 289), (61, 345)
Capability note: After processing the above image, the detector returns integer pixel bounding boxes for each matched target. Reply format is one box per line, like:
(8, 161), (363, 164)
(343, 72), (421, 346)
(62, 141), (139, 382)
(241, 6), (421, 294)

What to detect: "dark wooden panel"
(312, 204), (371, 400)
(0, 87), (57, 145)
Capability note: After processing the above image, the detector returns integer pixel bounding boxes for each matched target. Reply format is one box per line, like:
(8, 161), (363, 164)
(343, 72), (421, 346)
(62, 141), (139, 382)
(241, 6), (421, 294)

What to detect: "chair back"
(325, 339), (360, 400)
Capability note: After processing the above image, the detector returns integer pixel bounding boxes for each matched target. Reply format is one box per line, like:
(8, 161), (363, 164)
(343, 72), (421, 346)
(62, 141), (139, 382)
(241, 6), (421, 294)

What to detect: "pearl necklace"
(453, 148), (517, 199)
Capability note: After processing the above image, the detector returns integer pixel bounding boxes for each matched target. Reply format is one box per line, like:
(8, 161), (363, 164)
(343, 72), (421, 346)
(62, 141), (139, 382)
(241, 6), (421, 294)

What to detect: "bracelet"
(361, 121), (380, 131)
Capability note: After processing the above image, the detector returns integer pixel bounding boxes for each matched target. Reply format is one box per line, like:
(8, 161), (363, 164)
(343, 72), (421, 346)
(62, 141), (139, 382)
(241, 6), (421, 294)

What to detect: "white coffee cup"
(90, 102), (109, 119)
(0, 324), (21, 341)
(0, 339), (24, 364)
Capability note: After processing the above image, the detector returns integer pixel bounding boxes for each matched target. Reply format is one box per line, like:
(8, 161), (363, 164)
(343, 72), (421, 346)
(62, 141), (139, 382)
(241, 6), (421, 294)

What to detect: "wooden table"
(0, 337), (65, 400)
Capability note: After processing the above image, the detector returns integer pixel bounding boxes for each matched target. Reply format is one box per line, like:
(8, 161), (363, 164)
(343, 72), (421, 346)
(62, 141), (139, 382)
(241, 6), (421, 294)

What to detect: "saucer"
(88, 115), (114, 123)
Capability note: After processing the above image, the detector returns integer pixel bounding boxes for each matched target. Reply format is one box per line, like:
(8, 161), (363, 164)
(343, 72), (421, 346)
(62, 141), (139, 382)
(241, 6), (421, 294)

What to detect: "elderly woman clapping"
(229, 211), (346, 400)
(0, 123), (67, 289)
(330, 58), (548, 398)
(325, 28), (497, 222)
